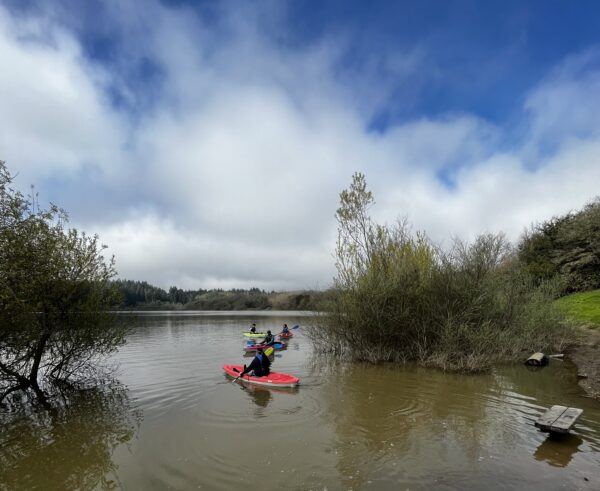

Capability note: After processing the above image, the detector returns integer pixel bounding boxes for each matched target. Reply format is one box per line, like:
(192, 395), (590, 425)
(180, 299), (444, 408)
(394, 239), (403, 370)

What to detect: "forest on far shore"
(114, 280), (325, 311)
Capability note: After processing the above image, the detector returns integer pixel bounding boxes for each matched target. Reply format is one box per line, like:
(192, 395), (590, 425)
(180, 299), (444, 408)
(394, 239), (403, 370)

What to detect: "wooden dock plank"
(550, 408), (584, 434)
(535, 405), (567, 431)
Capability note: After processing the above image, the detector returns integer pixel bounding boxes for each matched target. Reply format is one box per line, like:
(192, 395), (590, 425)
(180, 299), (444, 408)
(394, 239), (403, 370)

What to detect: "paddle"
(231, 366), (246, 384)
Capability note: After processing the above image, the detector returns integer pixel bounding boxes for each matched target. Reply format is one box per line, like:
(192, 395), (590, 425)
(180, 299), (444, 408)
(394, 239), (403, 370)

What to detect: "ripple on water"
(198, 375), (326, 430)
(100, 316), (600, 491)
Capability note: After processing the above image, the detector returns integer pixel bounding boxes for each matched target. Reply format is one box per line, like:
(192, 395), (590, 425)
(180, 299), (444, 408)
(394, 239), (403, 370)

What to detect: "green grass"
(555, 289), (600, 328)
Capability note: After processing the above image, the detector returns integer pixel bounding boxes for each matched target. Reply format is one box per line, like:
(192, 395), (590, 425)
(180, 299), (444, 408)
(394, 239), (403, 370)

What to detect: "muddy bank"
(567, 328), (600, 400)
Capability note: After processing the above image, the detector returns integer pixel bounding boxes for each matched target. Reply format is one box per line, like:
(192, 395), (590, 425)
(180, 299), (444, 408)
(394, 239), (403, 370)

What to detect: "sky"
(1, 0), (600, 291)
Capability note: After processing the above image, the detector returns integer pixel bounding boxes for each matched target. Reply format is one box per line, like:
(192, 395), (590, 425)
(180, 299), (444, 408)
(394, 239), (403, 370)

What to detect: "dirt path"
(566, 328), (600, 400)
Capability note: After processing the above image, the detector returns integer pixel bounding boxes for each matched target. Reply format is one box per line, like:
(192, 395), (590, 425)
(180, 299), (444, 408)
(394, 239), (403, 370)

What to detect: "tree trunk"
(28, 329), (51, 403)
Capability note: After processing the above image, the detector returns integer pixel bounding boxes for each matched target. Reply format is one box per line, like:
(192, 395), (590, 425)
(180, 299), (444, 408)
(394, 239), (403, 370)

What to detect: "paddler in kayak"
(250, 323), (257, 333)
(239, 348), (271, 377)
(281, 324), (289, 334)
(261, 330), (275, 346)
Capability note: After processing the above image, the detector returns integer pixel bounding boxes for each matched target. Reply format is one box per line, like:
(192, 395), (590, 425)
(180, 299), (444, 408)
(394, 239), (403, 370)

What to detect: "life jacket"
(254, 354), (270, 376)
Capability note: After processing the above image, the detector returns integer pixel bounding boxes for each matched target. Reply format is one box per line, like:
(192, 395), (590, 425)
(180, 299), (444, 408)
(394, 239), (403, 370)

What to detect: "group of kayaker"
(238, 323), (291, 378)
(248, 323), (289, 345)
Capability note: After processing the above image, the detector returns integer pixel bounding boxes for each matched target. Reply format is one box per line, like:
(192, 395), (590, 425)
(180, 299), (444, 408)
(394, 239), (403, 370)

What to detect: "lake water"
(2, 311), (600, 490)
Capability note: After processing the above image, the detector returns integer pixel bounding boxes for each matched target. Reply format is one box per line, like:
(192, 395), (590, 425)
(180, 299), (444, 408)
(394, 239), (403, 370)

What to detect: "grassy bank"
(555, 289), (600, 328)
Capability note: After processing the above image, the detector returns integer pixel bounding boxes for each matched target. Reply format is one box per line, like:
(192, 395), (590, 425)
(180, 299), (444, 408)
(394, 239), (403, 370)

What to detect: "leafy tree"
(0, 161), (125, 405)
(518, 198), (600, 293)
(113, 279), (170, 307)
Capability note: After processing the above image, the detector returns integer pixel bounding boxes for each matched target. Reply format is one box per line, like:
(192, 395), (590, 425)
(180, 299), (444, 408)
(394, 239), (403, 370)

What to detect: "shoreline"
(567, 327), (600, 400)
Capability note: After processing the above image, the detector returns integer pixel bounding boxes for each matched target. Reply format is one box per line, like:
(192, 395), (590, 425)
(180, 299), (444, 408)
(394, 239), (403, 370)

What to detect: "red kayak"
(278, 332), (293, 339)
(223, 364), (300, 387)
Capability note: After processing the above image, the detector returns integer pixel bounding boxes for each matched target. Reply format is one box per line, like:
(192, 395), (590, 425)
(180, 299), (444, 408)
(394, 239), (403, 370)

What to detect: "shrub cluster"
(308, 173), (573, 371)
(518, 198), (600, 293)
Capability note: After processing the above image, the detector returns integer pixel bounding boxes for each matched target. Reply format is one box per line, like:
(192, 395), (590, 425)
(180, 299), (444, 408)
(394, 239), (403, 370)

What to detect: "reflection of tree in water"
(319, 363), (496, 489)
(0, 380), (142, 490)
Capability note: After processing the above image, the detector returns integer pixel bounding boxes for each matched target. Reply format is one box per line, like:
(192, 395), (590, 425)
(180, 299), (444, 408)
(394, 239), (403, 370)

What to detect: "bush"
(518, 198), (600, 293)
(307, 173), (572, 371)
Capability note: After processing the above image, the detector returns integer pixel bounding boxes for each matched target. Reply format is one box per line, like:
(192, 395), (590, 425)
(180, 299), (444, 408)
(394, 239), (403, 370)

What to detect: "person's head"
(267, 330), (271, 335)
(284, 324), (288, 327)
(252, 323), (256, 327)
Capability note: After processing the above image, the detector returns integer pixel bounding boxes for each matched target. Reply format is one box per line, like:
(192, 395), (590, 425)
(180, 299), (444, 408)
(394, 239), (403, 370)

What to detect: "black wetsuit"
(241, 354), (271, 377)
(262, 333), (275, 345)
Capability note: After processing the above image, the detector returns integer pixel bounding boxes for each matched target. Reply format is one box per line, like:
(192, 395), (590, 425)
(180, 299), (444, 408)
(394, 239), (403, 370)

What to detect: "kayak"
(243, 332), (266, 339)
(278, 332), (293, 339)
(244, 342), (286, 352)
(223, 364), (300, 387)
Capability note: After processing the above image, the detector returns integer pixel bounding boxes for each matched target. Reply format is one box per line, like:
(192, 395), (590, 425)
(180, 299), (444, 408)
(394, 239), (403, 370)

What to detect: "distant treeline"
(114, 279), (324, 310)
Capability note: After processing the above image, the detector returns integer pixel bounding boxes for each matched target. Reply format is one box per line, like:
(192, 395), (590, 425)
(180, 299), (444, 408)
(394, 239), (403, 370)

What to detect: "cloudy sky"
(1, 0), (600, 291)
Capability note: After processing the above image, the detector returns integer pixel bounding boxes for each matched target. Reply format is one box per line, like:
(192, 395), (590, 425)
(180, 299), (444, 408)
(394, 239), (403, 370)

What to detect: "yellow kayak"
(243, 331), (266, 339)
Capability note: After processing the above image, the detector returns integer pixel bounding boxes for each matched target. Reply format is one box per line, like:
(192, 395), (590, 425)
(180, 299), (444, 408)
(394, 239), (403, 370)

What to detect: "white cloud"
(0, 8), (127, 185)
(1, 2), (599, 290)
(95, 214), (333, 291)
(524, 50), (600, 160)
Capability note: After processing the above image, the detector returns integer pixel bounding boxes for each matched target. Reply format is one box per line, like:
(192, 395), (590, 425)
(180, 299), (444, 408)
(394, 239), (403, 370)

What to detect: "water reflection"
(316, 361), (600, 489)
(320, 363), (499, 489)
(0, 381), (141, 490)
(7, 313), (593, 490)
(535, 433), (583, 467)
(242, 383), (273, 408)
(233, 378), (301, 410)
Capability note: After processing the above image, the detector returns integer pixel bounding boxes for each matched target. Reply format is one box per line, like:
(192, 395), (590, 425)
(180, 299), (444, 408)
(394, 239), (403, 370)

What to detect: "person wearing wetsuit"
(261, 330), (275, 345)
(239, 348), (271, 377)
(250, 323), (257, 333)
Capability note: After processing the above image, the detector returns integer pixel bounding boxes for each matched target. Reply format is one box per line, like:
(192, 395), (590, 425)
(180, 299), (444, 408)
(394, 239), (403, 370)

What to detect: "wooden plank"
(535, 405), (567, 431)
(550, 408), (583, 434)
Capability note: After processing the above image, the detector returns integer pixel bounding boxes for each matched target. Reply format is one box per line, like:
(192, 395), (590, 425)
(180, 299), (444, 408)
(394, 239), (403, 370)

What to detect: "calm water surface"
(2, 311), (600, 490)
